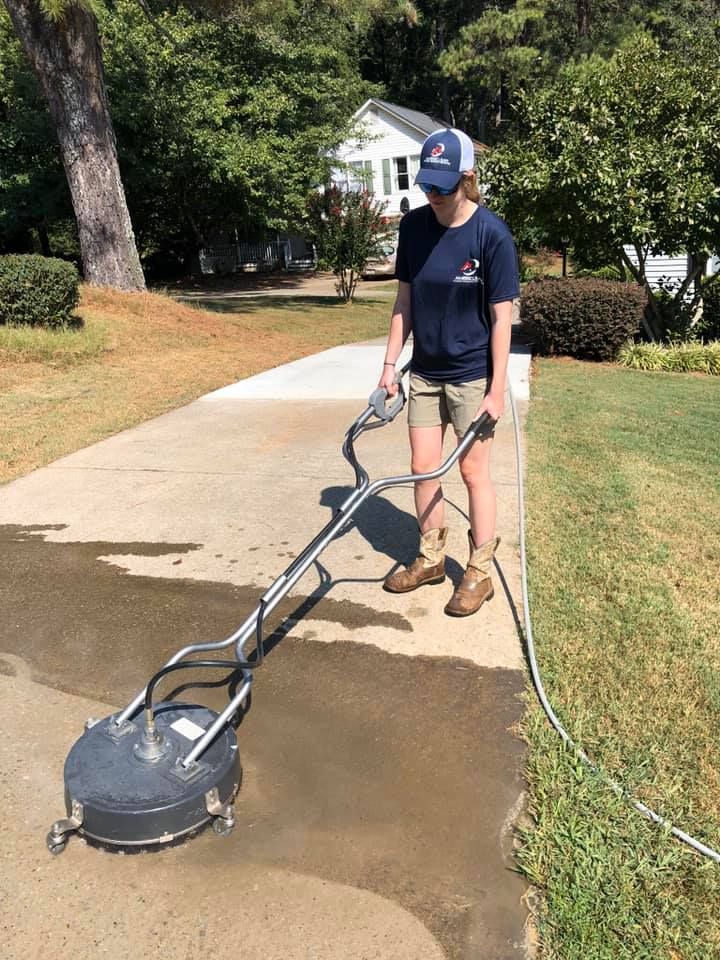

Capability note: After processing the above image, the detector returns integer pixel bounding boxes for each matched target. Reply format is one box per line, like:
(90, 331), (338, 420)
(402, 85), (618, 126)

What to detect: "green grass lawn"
(522, 359), (720, 958)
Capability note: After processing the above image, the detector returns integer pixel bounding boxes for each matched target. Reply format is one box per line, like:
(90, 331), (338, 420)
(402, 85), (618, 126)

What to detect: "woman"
(379, 127), (520, 617)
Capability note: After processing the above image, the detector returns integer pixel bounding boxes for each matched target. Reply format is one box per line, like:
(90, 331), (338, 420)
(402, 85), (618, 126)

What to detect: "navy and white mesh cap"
(415, 128), (475, 190)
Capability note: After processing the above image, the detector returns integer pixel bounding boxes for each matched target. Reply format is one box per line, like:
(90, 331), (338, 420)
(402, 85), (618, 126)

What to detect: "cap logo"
(430, 143), (445, 157)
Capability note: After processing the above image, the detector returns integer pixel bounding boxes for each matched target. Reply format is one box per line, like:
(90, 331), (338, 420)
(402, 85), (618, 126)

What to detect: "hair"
(461, 170), (481, 203)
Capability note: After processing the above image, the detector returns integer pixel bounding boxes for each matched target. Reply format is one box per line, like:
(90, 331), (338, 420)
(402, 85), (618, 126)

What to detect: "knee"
(411, 456), (440, 477)
(459, 458), (490, 489)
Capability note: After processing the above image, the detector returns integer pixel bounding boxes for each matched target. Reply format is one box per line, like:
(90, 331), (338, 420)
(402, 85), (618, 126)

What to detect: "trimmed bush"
(520, 278), (645, 361)
(618, 339), (720, 375)
(0, 254), (80, 327)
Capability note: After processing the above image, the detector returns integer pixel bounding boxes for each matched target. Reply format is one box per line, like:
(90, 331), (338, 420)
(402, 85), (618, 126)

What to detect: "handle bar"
(367, 362), (410, 422)
(111, 363), (493, 755)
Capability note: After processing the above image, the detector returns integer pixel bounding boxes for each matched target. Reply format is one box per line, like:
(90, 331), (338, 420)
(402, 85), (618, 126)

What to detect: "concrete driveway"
(0, 339), (531, 959)
(171, 270), (394, 303)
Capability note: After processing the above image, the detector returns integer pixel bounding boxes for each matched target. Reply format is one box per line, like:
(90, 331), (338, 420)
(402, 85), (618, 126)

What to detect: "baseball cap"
(415, 128), (475, 191)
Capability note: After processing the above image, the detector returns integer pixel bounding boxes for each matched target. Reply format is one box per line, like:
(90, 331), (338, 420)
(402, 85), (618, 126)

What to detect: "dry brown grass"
(0, 285), (389, 484)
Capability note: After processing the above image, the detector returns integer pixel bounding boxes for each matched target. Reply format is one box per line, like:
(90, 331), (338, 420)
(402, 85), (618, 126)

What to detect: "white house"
(623, 246), (719, 295)
(331, 99), (486, 218)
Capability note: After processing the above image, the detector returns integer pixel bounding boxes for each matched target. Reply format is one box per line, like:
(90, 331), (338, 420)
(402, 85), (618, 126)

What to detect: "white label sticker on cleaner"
(170, 717), (206, 741)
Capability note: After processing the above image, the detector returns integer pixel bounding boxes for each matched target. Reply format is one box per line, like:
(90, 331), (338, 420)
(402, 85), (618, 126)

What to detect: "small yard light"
(560, 236), (570, 278)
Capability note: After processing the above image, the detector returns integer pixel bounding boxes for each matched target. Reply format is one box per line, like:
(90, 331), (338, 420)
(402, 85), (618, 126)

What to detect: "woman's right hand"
(378, 364), (399, 396)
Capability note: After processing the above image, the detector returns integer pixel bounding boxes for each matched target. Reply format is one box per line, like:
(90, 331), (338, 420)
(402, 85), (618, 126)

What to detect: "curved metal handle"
(368, 383), (405, 422)
(368, 362), (410, 422)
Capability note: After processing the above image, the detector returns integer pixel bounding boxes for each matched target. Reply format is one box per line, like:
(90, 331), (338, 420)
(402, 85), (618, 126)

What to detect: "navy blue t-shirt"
(395, 204), (520, 382)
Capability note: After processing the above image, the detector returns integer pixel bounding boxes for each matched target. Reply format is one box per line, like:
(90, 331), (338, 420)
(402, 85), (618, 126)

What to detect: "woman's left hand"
(476, 389), (505, 422)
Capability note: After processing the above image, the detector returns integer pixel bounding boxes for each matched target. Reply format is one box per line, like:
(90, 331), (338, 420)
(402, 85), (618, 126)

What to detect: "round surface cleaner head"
(61, 702), (241, 848)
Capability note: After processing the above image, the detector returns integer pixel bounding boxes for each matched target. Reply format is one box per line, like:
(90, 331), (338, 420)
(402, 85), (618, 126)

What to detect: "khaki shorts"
(407, 374), (496, 438)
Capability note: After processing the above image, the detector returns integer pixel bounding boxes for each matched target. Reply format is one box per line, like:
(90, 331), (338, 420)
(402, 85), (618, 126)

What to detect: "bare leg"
(409, 424), (447, 532)
(458, 433), (495, 544)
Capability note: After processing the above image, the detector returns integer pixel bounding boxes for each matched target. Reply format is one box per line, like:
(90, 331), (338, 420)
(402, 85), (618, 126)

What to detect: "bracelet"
(383, 361), (396, 366)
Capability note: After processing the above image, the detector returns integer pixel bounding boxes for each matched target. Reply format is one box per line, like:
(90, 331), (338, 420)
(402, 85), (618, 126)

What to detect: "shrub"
(0, 254), (80, 327)
(697, 278), (720, 341)
(618, 339), (720, 375)
(306, 186), (390, 302)
(520, 278), (646, 361)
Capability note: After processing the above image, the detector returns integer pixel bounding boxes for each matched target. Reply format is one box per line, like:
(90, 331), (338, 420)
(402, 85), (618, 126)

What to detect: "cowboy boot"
(444, 532), (500, 617)
(384, 527), (448, 593)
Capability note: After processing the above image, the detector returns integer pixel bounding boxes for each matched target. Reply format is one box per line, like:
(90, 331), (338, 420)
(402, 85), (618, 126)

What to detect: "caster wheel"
(212, 817), (234, 838)
(47, 833), (66, 855)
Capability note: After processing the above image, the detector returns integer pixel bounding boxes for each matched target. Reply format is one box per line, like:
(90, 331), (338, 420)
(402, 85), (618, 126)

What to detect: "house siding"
(331, 105), (435, 216)
(623, 246), (691, 291)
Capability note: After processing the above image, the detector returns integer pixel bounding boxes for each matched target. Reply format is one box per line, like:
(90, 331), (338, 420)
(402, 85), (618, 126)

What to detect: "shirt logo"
(453, 258), (482, 284)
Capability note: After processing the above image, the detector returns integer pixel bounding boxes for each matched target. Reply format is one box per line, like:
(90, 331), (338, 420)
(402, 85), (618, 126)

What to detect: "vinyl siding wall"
(623, 247), (719, 294)
(331, 107), (432, 216)
(623, 247), (691, 290)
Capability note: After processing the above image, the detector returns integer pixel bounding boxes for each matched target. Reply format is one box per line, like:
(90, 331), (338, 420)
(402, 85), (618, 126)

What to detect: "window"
(394, 156), (409, 191)
(382, 155), (421, 194)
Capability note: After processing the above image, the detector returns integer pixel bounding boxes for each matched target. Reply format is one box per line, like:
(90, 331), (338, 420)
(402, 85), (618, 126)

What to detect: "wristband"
(383, 361), (395, 366)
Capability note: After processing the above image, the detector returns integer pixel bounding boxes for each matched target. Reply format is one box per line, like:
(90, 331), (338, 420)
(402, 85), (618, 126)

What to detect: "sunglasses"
(418, 181), (460, 196)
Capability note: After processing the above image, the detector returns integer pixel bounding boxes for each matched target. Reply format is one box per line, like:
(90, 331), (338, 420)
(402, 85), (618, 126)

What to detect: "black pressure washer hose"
(507, 384), (720, 864)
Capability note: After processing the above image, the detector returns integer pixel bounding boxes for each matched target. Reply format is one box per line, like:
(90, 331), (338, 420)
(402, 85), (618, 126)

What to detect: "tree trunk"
(436, 19), (451, 124)
(3, 0), (145, 291)
(576, 0), (591, 38)
(37, 221), (51, 256)
(621, 245), (661, 341)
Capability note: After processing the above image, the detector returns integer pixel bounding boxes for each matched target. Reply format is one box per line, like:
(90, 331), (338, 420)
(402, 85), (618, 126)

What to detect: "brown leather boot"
(384, 527), (448, 593)
(444, 532), (500, 617)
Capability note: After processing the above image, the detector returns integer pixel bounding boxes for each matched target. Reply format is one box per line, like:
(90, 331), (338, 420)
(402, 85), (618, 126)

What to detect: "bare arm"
(477, 299), (513, 420)
(378, 280), (412, 396)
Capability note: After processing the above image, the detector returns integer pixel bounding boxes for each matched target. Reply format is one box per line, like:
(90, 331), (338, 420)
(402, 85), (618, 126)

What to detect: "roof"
(353, 98), (487, 152)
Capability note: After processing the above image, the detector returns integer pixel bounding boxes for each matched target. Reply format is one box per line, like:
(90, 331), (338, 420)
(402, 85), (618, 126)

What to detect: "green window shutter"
(382, 159), (392, 195)
(364, 160), (374, 191)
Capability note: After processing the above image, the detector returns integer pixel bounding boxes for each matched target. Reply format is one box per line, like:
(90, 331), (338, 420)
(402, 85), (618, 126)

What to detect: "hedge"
(520, 278), (646, 362)
(0, 254), (80, 327)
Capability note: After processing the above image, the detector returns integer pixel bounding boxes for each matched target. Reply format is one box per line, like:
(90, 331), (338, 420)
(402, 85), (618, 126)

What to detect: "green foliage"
(574, 265), (627, 282)
(440, 0), (550, 103)
(431, 0), (720, 139)
(0, 10), (73, 253)
(99, 1), (379, 270)
(521, 277), (645, 361)
(481, 33), (720, 338)
(697, 276), (720, 341)
(618, 339), (720, 375)
(1, 1), (378, 273)
(305, 186), (389, 301)
(0, 254), (80, 327)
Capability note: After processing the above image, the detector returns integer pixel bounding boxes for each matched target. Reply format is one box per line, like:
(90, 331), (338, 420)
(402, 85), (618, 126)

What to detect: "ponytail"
(462, 171), (481, 203)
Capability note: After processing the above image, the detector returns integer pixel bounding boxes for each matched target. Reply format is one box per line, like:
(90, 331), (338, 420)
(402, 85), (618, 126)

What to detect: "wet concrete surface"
(0, 656), (450, 960)
(0, 523), (527, 958)
(0, 397), (526, 670)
